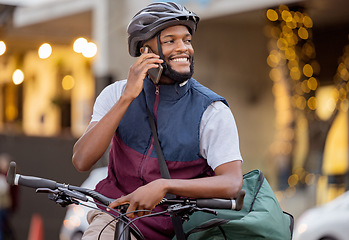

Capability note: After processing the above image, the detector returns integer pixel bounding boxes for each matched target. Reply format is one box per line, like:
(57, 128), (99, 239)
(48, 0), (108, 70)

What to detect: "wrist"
(156, 178), (170, 195)
(119, 92), (136, 104)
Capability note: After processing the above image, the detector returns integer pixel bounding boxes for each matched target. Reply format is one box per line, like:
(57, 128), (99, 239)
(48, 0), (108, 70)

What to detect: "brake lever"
(36, 188), (60, 194)
(36, 187), (88, 202)
(167, 204), (195, 216)
(194, 207), (217, 215)
(58, 187), (88, 202)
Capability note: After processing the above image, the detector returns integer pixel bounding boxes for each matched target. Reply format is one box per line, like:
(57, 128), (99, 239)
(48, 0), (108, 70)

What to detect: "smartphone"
(141, 45), (163, 84)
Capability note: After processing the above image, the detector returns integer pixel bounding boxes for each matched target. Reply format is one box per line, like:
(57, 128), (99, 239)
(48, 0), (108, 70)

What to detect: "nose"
(175, 40), (188, 52)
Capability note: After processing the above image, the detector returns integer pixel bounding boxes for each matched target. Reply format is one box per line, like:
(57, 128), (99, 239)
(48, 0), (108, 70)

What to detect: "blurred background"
(0, 0), (348, 239)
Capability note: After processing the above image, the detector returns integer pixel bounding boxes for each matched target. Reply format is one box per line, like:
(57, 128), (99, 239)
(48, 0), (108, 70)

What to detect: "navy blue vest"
(96, 77), (228, 239)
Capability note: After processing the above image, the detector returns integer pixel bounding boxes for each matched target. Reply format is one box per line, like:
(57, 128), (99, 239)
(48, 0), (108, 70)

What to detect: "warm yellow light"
(302, 43), (315, 58)
(339, 66), (349, 81)
(284, 48), (296, 60)
(289, 19), (298, 29)
(296, 96), (306, 110)
(288, 60), (298, 70)
(73, 37), (88, 53)
(294, 12), (303, 23)
(82, 42), (97, 58)
(266, 9), (278, 21)
(305, 173), (316, 186)
(303, 15), (313, 28)
(38, 43), (52, 59)
(307, 77), (318, 90)
(290, 67), (301, 80)
(307, 96), (317, 110)
(288, 174), (299, 187)
(267, 53), (280, 68)
(301, 80), (310, 93)
(303, 64), (313, 77)
(6, 105), (17, 121)
(62, 75), (75, 90)
(277, 38), (288, 50)
(298, 27), (309, 40)
(281, 10), (292, 22)
(0, 41), (6, 56)
(316, 86), (337, 120)
(269, 68), (282, 82)
(12, 69), (24, 85)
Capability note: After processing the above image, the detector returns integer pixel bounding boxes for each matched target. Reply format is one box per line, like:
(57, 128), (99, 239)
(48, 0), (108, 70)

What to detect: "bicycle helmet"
(127, 2), (200, 57)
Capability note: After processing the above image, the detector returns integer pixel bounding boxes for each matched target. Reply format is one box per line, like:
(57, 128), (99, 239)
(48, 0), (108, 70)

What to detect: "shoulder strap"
(146, 106), (171, 179)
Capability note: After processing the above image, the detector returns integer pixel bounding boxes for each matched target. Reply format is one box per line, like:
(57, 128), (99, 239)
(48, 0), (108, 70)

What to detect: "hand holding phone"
(140, 45), (163, 84)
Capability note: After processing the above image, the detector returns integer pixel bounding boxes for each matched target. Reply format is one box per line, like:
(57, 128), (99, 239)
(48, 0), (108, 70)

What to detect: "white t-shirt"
(91, 80), (242, 170)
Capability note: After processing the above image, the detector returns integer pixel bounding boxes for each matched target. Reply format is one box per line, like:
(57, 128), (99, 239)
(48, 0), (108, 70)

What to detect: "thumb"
(108, 195), (129, 209)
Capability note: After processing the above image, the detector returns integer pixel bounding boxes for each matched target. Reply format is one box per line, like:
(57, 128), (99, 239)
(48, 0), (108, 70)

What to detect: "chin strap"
(157, 33), (168, 71)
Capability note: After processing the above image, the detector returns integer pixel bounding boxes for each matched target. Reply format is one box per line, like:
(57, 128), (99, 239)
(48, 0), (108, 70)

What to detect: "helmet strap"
(157, 33), (167, 70)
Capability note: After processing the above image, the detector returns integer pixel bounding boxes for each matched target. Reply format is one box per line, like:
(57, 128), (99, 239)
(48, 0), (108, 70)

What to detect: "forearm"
(72, 95), (134, 171)
(163, 161), (243, 199)
(163, 174), (242, 199)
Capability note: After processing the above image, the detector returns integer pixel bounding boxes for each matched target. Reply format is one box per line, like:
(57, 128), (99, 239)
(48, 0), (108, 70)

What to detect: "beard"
(162, 57), (194, 83)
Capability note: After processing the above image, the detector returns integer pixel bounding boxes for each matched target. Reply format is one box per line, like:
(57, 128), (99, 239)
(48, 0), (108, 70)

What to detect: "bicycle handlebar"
(7, 162), (115, 206)
(7, 161), (245, 211)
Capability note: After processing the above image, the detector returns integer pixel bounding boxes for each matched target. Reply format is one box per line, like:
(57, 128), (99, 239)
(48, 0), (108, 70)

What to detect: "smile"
(171, 57), (189, 62)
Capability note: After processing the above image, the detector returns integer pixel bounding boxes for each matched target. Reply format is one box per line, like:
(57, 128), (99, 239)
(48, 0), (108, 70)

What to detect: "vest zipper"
(141, 85), (160, 180)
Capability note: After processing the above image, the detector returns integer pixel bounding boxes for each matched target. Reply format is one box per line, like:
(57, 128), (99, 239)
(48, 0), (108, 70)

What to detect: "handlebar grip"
(17, 175), (58, 189)
(196, 190), (246, 210)
(196, 198), (234, 210)
(7, 162), (59, 189)
(6, 161), (16, 186)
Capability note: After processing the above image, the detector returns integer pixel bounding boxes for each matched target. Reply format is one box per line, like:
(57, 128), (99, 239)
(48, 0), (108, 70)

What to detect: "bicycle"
(6, 162), (245, 240)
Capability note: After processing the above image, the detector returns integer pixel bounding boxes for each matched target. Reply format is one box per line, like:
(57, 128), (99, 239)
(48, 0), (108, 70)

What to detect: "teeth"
(172, 58), (188, 62)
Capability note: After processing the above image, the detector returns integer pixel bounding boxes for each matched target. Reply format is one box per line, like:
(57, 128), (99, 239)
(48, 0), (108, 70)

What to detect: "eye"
(163, 40), (174, 44)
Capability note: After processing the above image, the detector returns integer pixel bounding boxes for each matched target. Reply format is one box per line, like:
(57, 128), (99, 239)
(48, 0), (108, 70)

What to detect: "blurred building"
(0, 0), (349, 239)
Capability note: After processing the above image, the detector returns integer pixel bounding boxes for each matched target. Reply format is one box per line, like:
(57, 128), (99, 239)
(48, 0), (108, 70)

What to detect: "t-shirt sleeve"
(200, 101), (243, 170)
(90, 80), (127, 122)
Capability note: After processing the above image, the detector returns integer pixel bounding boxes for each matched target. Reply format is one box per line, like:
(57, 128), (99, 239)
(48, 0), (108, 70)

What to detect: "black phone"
(141, 45), (163, 84)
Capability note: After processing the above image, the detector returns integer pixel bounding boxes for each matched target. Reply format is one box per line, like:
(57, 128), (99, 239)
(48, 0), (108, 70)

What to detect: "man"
(73, 2), (243, 239)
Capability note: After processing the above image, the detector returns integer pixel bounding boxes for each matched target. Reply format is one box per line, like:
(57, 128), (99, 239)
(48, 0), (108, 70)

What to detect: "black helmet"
(127, 2), (199, 57)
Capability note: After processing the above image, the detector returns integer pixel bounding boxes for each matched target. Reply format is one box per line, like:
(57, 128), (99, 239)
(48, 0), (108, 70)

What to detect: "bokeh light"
(82, 42), (97, 58)
(73, 37), (88, 53)
(62, 75), (75, 90)
(0, 41), (6, 56)
(74, 37), (97, 58)
(38, 43), (52, 59)
(12, 69), (24, 85)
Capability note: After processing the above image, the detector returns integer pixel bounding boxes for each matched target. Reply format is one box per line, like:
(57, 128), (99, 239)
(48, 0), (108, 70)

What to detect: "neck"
(158, 75), (175, 85)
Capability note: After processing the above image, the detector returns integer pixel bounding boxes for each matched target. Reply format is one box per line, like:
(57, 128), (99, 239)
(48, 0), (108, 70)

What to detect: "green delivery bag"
(174, 170), (294, 240)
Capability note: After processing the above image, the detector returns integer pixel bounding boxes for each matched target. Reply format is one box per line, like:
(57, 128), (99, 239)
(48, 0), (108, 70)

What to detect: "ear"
(140, 45), (153, 54)
(140, 46), (146, 54)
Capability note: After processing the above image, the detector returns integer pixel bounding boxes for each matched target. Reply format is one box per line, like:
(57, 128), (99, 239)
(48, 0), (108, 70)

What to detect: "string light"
(265, 6), (319, 191)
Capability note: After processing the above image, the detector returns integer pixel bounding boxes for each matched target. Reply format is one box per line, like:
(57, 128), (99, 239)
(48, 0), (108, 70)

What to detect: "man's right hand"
(123, 47), (163, 100)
